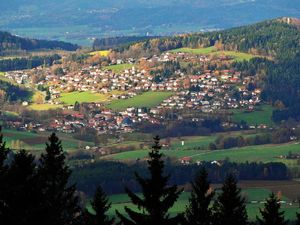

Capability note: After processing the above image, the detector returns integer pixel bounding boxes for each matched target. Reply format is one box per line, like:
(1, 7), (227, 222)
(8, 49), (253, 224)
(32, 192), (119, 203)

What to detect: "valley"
(0, 16), (300, 222)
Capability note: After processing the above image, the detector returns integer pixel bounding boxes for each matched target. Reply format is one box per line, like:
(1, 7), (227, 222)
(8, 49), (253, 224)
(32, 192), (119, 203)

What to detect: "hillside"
(119, 18), (300, 60)
(0, 31), (79, 54)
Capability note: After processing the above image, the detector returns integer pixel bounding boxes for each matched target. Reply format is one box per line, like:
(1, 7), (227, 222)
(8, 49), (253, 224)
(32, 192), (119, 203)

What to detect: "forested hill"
(0, 31), (79, 54)
(119, 18), (300, 60)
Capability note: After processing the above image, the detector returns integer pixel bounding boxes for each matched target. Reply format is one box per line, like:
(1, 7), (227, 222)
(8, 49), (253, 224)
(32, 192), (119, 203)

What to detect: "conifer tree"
(295, 213), (300, 225)
(212, 174), (248, 225)
(0, 127), (9, 220)
(257, 193), (288, 225)
(185, 167), (214, 225)
(116, 135), (183, 225)
(86, 186), (114, 225)
(1, 150), (40, 225)
(37, 133), (81, 225)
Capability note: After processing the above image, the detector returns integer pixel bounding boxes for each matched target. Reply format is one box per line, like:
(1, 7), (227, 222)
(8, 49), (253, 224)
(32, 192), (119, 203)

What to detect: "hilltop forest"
(0, 31), (79, 55)
(114, 18), (300, 121)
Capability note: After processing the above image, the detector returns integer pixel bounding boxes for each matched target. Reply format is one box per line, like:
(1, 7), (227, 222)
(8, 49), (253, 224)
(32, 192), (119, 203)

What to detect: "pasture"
(170, 46), (258, 62)
(28, 103), (63, 111)
(108, 91), (174, 111)
(59, 91), (109, 105)
(2, 129), (93, 151)
(170, 46), (217, 54)
(231, 105), (274, 126)
(87, 186), (300, 220)
(103, 64), (134, 73)
(106, 141), (300, 165)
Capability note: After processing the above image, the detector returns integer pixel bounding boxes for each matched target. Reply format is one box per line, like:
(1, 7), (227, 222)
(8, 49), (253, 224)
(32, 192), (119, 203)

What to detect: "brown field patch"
(22, 137), (48, 145)
(237, 180), (300, 200)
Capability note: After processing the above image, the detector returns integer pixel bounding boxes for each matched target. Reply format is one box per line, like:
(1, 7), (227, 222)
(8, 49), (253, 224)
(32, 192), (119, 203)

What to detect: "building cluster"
(3, 50), (263, 135)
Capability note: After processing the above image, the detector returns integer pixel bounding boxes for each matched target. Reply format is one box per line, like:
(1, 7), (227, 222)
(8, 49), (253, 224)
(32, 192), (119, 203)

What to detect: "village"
(2, 51), (263, 136)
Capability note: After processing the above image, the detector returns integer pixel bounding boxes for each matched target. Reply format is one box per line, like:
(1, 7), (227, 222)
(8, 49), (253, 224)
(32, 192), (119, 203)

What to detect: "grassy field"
(108, 91), (174, 111)
(103, 64), (135, 73)
(170, 46), (258, 62)
(87, 187), (300, 220)
(106, 141), (300, 165)
(170, 46), (217, 54)
(231, 105), (274, 126)
(59, 91), (109, 105)
(2, 129), (93, 151)
(28, 103), (63, 111)
(89, 50), (110, 57)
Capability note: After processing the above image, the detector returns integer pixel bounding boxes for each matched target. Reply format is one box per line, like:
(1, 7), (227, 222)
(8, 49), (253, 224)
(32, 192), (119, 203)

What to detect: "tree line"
(0, 54), (61, 72)
(0, 129), (296, 224)
(72, 159), (289, 196)
(0, 31), (78, 53)
(116, 20), (300, 60)
(93, 36), (160, 50)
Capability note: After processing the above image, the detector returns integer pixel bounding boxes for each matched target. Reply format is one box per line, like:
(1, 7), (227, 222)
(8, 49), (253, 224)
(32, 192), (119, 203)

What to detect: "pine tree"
(0, 127), (8, 170)
(1, 150), (40, 225)
(0, 127), (9, 220)
(86, 186), (114, 225)
(185, 167), (214, 225)
(37, 133), (82, 225)
(295, 213), (300, 225)
(212, 174), (248, 225)
(257, 193), (288, 225)
(116, 135), (183, 225)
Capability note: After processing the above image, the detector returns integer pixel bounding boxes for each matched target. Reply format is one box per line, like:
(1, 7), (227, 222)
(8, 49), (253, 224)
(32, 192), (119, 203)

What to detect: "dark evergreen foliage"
(212, 174), (248, 225)
(0, 31), (78, 53)
(1, 150), (41, 225)
(257, 193), (288, 225)
(73, 160), (289, 196)
(93, 36), (160, 50)
(116, 135), (183, 225)
(0, 54), (61, 72)
(295, 213), (300, 225)
(0, 128), (9, 221)
(37, 133), (82, 225)
(185, 167), (214, 225)
(86, 186), (114, 225)
(0, 79), (33, 102)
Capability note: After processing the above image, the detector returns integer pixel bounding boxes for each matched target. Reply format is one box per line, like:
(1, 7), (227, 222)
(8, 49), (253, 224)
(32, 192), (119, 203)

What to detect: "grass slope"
(231, 105), (274, 126)
(28, 104), (63, 111)
(170, 46), (258, 62)
(107, 142), (300, 166)
(59, 91), (109, 105)
(108, 91), (174, 111)
(104, 64), (134, 73)
(88, 188), (299, 220)
(2, 129), (93, 151)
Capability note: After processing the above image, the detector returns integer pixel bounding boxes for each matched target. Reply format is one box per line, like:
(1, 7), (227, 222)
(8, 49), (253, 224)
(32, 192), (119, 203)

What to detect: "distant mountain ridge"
(1, 0), (300, 44)
(0, 31), (79, 54)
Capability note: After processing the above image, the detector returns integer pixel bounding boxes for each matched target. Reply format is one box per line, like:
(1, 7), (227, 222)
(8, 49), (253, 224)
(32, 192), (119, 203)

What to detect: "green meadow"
(107, 142), (300, 165)
(59, 91), (109, 105)
(2, 129), (93, 151)
(87, 188), (299, 221)
(108, 91), (174, 111)
(170, 46), (217, 54)
(28, 103), (63, 111)
(170, 46), (258, 62)
(231, 105), (274, 126)
(104, 64), (134, 73)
